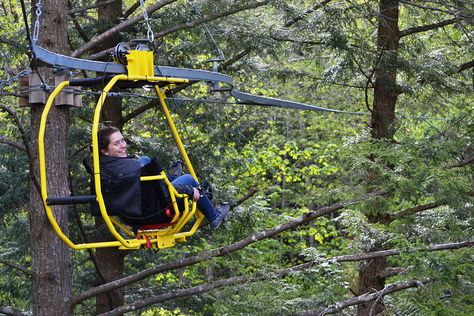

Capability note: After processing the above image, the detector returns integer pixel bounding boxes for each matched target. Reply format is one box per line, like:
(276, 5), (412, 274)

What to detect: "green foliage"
(0, 212), (31, 310)
(0, 0), (473, 315)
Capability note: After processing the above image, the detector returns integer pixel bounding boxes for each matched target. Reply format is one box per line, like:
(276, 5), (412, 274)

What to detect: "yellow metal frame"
(38, 50), (205, 250)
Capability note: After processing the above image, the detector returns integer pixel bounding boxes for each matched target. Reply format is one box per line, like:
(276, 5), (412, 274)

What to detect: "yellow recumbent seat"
(38, 49), (205, 250)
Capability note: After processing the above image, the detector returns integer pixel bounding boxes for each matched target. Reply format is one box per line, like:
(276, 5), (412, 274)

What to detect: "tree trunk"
(94, 226), (127, 314)
(371, 0), (400, 141)
(97, 0), (123, 128)
(94, 1), (127, 314)
(29, 1), (72, 315)
(358, 1), (400, 315)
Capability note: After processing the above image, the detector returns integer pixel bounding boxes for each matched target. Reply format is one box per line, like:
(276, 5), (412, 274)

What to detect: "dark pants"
(171, 174), (219, 221)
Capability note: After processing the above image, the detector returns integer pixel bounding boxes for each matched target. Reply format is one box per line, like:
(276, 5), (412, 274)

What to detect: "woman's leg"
(171, 174), (219, 221)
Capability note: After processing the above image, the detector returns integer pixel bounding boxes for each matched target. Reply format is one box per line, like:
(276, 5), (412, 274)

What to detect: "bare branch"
(0, 306), (26, 316)
(284, 0), (334, 28)
(448, 155), (474, 168)
(399, 18), (457, 38)
(221, 49), (252, 71)
(0, 36), (25, 51)
(69, 0), (117, 16)
(86, 1), (269, 60)
(71, 193), (379, 305)
(71, 0), (178, 57)
(399, 0), (471, 18)
(232, 187), (258, 207)
(70, 15), (90, 43)
(153, 1), (270, 39)
(0, 104), (41, 192)
(0, 136), (26, 151)
(304, 240), (473, 266)
(0, 257), (31, 277)
(98, 273), (262, 315)
(380, 201), (443, 223)
(99, 240), (473, 315)
(77, 0), (269, 59)
(123, 1), (141, 20)
(302, 279), (429, 316)
(454, 59), (474, 74)
(121, 99), (157, 125)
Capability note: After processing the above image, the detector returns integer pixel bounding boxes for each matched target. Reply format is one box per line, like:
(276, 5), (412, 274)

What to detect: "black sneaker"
(210, 204), (230, 229)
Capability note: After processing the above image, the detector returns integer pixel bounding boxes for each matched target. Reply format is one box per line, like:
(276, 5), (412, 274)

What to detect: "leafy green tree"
(0, 1), (472, 315)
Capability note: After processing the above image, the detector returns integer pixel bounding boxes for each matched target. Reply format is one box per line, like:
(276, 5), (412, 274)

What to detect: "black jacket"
(92, 156), (194, 226)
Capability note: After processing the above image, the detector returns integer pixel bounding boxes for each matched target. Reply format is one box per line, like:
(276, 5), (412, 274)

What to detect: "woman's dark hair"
(98, 126), (120, 151)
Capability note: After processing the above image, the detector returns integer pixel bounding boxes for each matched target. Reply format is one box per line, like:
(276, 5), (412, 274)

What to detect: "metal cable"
(32, 0), (43, 44)
(139, 0), (154, 43)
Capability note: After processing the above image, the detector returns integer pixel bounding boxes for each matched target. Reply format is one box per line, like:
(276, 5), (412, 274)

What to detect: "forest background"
(0, 0), (472, 315)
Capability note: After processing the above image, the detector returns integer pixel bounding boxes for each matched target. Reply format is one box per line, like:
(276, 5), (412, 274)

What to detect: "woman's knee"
(172, 174), (198, 186)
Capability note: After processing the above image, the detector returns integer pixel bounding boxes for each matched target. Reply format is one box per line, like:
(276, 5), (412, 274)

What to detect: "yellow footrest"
(156, 234), (176, 249)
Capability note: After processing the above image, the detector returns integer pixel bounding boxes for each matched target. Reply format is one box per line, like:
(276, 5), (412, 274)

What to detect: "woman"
(97, 126), (230, 229)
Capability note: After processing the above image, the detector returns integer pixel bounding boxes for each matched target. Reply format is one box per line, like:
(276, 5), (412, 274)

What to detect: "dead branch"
(98, 240), (472, 315)
(76, 1), (269, 59)
(325, 240), (473, 264)
(69, 0), (116, 16)
(71, 0), (178, 57)
(86, 1), (270, 61)
(284, 0), (335, 28)
(0, 257), (31, 277)
(0, 306), (26, 316)
(0, 136), (26, 151)
(297, 279), (429, 316)
(123, 1), (141, 20)
(447, 155), (474, 168)
(454, 59), (474, 73)
(0, 104), (40, 192)
(380, 201), (443, 224)
(153, 1), (270, 41)
(231, 187), (258, 208)
(70, 192), (379, 305)
(399, 18), (458, 38)
(98, 273), (263, 315)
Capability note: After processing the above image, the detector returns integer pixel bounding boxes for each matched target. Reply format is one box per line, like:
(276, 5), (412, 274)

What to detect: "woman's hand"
(192, 187), (201, 201)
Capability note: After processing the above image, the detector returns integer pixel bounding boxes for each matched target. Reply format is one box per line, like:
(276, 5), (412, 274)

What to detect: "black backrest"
(87, 157), (173, 226)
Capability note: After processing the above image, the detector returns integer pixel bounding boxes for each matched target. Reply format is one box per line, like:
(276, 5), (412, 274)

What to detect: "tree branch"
(221, 49), (252, 71)
(454, 59), (474, 74)
(302, 240), (473, 267)
(121, 99), (157, 125)
(0, 36), (25, 51)
(88, 0), (269, 60)
(123, 0), (141, 20)
(0, 257), (31, 277)
(399, 18), (457, 38)
(379, 201), (443, 224)
(446, 155), (474, 168)
(70, 14), (90, 44)
(71, 192), (379, 305)
(71, 0), (178, 57)
(300, 279), (429, 316)
(284, 0), (334, 28)
(99, 240), (473, 315)
(0, 136), (26, 151)
(154, 1), (270, 40)
(0, 104), (41, 192)
(98, 273), (265, 315)
(69, 0), (117, 16)
(231, 187), (258, 207)
(77, 1), (270, 59)
(0, 306), (26, 316)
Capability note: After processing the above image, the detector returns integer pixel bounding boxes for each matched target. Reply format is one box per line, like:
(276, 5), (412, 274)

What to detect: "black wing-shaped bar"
(31, 44), (367, 114)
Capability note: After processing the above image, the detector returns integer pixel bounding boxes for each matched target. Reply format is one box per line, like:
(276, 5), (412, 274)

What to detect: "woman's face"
(101, 131), (127, 157)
